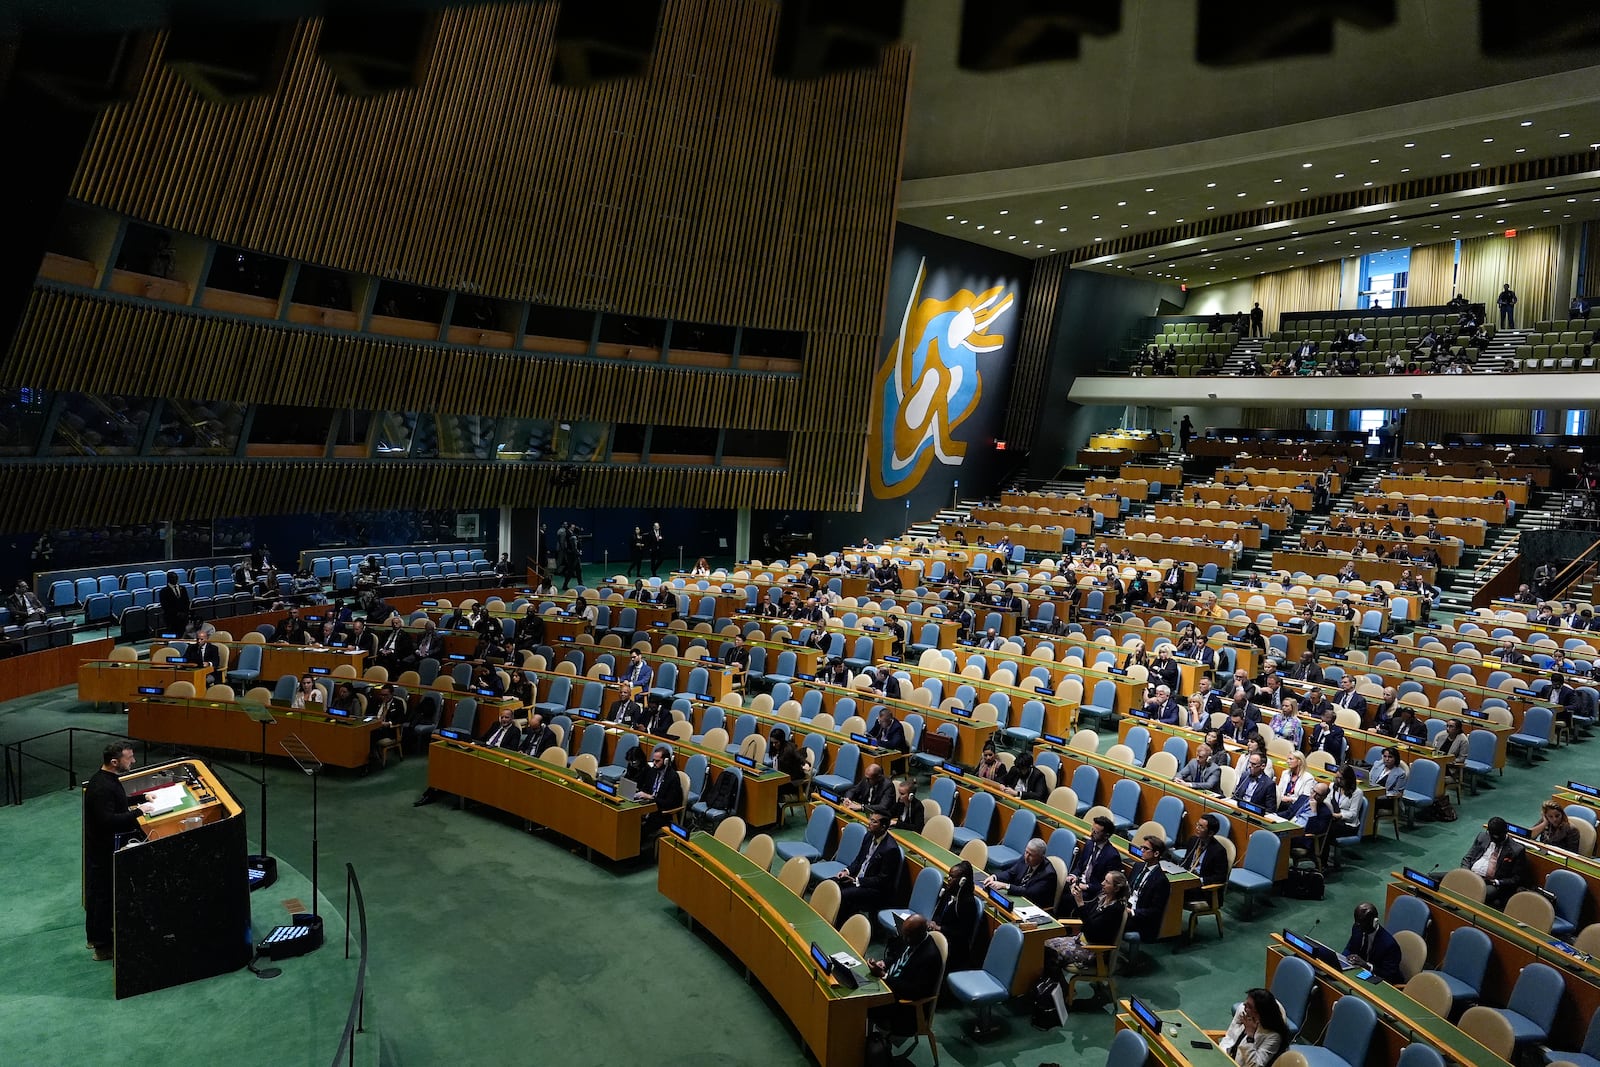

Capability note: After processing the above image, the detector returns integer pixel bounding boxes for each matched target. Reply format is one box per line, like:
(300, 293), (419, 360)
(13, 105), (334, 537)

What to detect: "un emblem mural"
(868, 258), (1015, 499)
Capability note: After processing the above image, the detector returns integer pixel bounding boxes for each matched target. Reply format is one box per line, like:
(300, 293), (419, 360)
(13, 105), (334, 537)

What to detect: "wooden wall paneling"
(1005, 254), (1065, 449)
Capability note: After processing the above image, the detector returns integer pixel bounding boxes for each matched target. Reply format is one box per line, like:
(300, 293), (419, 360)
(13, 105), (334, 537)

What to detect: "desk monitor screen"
(448, 653), (468, 661)
(1237, 800), (1267, 816)
(1108, 667), (1129, 676)
(159, 631), (180, 640)
(950, 706), (973, 718)
(1465, 709), (1488, 719)
(438, 727), (471, 742)
(941, 762), (965, 777)
(559, 635), (574, 642)
(850, 733), (876, 746)
(421, 600), (438, 607)
(809, 942), (834, 975)
(734, 754), (756, 769)
(652, 621), (666, 628)
(1504, 822), (1531, 838)
(595, 780), (618, 797)
(137, 685), (163, 696)
(1569, 781), (1600, 798)
(702, 656), (719, 664)
(798, 673), (815, 681)
(1513, 688), (1538, 698)
(987, 889), (1012, 910)
(599, 674), (616, 683)
(698, 694), (713, 701)
(1282, 928), (1318, 959)
(1127, 995), (1163, 1035)
(578, 708), (600, 720)
(327, 707), (350, 718)
(1401, 867), (1440, 891)
(309, 666), (330, 675)
(883, 656), (901, 663)
(818, 788), (841, 804)
(1043, 733), (1067, 746)
(669, 822), (691, 841)
(475, 688), (497, 698)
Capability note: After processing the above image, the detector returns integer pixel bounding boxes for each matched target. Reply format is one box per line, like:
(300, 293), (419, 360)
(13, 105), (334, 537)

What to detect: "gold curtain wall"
(1581, 221), (1600, 302)
(1252, 263), (1343, 334)
(1402, 408), (1533, 440)
(1004, 254), (1065, 449)
(1406, 241), (1458, 306)
(1456, 228), (1561, 327)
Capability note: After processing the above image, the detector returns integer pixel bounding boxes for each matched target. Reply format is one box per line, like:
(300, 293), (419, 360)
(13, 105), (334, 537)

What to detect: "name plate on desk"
(850, 733), (875, 746)
(1401, 867), (1440, 890)
(448, 653), (469, 661)
(941, 762), (965, 776)
(137, 685), (163, 696)
(1569, 780), (1600, 798)
(818, 788), (841, 804)
(950, 706), (972, 718)
(734, 754), (757, 768)
(1237, 800), (1267, 816)
(987, 888), (1012, 910)
(439, 727), (472, 742)
(1043, 733), (1066, 745)
(669, 822), (691, 840)
(309, 666), (330, 675)
(798, 673), (815, 681)
(578, 709), (600, 720)
(475, 688), (498, 697)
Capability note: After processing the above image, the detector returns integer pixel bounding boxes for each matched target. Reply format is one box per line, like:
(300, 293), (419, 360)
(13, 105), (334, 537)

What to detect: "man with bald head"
(845, 762), (893, 813)
(867, 912), (943, 1039)
(1342, 901), (1403, 983)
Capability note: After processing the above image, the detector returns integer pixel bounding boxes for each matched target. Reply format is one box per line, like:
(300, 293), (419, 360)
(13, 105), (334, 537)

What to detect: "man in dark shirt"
(183, 630), (223, 686)
(983, 837), (1058, 909)
(867, 914), (943, 1038)
(845, 763), (893, 813)
(866, 706), (909, 753)
(634, 744), (684, 836)
(835, 811), (902, 922)
(84, 741), (152, 959)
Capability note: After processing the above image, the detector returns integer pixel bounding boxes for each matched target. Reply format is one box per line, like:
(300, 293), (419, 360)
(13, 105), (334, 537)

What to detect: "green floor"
(1, 653), (1584, 1065)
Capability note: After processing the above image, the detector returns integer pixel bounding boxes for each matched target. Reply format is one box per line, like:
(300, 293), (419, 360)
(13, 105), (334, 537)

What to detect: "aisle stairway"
(1474, 329), (1528, 373)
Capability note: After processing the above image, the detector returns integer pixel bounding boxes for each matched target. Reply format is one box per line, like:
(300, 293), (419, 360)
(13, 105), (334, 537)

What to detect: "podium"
(109, 758), (251, 998)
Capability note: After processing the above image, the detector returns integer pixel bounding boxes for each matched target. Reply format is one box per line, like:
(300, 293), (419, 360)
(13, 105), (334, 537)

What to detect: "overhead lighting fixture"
(1117, 200), (1127, 206)
(1520, 120), (1533, 127)
(1034, 218), (1043, 224)
(999, 209), (1008, 215)
(1369, 158), (1380, 164)
(1440, 153), (1451, 158)
(945, 214), (955, 220)
(1403, 141), (1416, 148)
(1301, 162), (1313, 168)
(1559, 132), (1571, 138)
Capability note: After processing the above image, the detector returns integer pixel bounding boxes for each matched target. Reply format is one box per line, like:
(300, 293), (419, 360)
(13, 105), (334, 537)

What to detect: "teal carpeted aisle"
(0, 674), (1584, 1066)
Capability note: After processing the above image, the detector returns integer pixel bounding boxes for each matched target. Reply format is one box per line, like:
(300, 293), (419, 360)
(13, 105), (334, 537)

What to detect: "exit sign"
(1504, 229), (1517, 238)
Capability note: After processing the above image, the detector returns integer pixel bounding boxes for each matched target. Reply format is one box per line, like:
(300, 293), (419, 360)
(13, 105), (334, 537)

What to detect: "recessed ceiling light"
(1007, 235), (1016, 240)
(977, 225), (986, 230)
(1147, 210), (1157, 215)
(1265, 200), (1275, 205)
(1273, 178), (1283, 183)
(1034, 219), (1043, 224)
(1451, 214), (1461, 219)
(1094, 237), (1103, 242)
(1206, 182), (1217, 188)
(1058, 226), (1068, 232)
(1120, 224), (1129, 228)
(1400, 168), (1410, 173)
(1520, 120), (1533, 127)
(1369, 158), (1380, 164)
(1301, 162), (1313, 168)
(999, 209), (1008, 215)
(1403, 141), (1416, 148)
(1482, 138), (1493, 143)
(1091, 214), (1101, 220)
(1117, 201), (1127, 207)
(945, 215), (955, 220)
(1440, 153), (1451, 158)
(959, 219), (967, 224)
(1237, 192), (1246, 197)
(1515, 148), (1527, 153)
(1559, 132), (1572, 138)
(1335, 172), (1346, 178)
(1207, 206), (1215, 210)
(1300, 187), (1309, 192)
(1058, 205), (1068, 210)
(1364, 181), (1373, 186)
(1144, 188), (1154, 193)
(1471, 162), (1482, 168)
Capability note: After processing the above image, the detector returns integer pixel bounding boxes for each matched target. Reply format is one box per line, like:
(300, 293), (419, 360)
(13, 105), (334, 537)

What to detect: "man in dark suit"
(1141, 684), (1182, 725)
(1461, 817), (1533, 910)
(870, 667), (902, 700)
(273, 606), (308, 644)
(1342, 901), (1403, 983)
(405, 621), (441, 667)
(1125, 834), (1173, 941)
(634, 744), (683, 836)
(1178, 814), (1229, 900)
(845, 763), (893, 813)
(1232, 752), (1278, 808)
(885, 779), (924, 832)
(1332, 675), (1368, 718)
(1061, 816), (1124, 911)
(518, 713), (558, 757)
(1307, 709), (1347, 763)
(182, 630), (223, 686)
(866, 706), (909, 753)
(835, 811), (902, 922)
(479, 708), (521, 751)
(1005, 752), (1050, 802)
(867, 914), (943, 1038)
(345, 618), (379, 660)
(983, 837), (1058, 909)
(84, 741), (152, 959)
(609, 686), (650, 728)
(374, 616), (415, 672)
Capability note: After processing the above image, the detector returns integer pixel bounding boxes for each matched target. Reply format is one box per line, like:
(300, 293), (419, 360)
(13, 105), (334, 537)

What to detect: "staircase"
(1474, 329), (1527, 373)
(1223, 337), (1264, 375)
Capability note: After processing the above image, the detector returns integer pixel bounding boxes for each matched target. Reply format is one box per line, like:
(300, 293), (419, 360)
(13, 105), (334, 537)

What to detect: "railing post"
(67, 731), (75, 791)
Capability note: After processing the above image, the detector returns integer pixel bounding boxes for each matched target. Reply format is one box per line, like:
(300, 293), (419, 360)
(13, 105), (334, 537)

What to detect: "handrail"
(1473, 533), (1520, 578)
(332, 863), (370, 1067)
(1551, 538), (1600, 601)
(1, 727), (152, 806)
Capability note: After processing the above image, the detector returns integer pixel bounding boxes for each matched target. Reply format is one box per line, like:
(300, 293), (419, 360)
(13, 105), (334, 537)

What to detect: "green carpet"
(1, 659), (1587, 1065)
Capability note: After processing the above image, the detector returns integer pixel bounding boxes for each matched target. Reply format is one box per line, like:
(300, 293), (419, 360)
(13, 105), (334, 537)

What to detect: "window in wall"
(1566, 410), (1590, 435)
(597, 314), (666, 356)
(329, 409), (374, 455)
(373, 281), (447, 323)
(1358, 248), (1411, 310)
(650, 424), (718, 460)
(722, 427), (790, 466)
(525, 305), (595, 348)
(0, 388), (52, 456)
(1531, 409), (1548, 435)
(114, 223), (177, 278)
(450, 295), (519, 335)
(670, 321), (736, 354)
(610, 423), (649, 460)
(49, 394), (155, 456)
(206, 246), (288, 299)
(740, 327), (807, 367)
(1305, 409), (1336, 432)
(291, 265), (355, 311)
(1352, 408), (1394, 446)
(250, 404), (334, 446)
(151, 399), (244, 456)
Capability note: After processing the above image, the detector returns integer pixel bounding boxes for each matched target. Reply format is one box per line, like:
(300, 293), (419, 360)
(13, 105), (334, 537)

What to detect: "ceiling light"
(1482, 138), (1493, 143)
(959, 219), (967, 224)
(1147, 210), (1157, 215)
(1440, 153), (1451, 158)
(1369, 158), (1380, 164)
(999, 209), (1008, 215)
(1403, 142), (1416, 148)
(945, 215), (955, 220)
(1058, 227), (1067, 232)
(1516, 148), (1527, 153)
(1007, 235), (1016, 240)
(1206, 182), (1217, 188)
(977, 225), (986, 230)
(1120, 224), (1129, 228)
(1058, 205), (1069, 210)
(1145, 188), (1154, 193)
(1400, 168), (1410, 173)
(1301, 162), (1313, 168)
(1237, 192), (1246, 197)
(1300, 188), (1309, 192)
(1364, 181), (1373, 186)
(1559, 132), (1571, 138)
(1117, 201), (1127, 207)
(1207, 206), (1216, 210)
(1429, 203), (1439, 208)
(1273, 178), (1283, 183)
(1471, 162), (1481, 168)
(1334, 172), (1346, 178)
(1520, 120), (1533, 127)
(1094, 237), (1102, 242)
(1265, 200), (1275, 205)
(1091, 214), (1101, 220)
